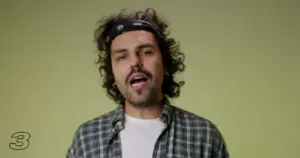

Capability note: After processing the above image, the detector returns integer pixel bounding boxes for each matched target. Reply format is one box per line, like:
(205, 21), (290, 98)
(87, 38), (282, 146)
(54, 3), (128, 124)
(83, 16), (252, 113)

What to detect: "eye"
(143, 50), (153, 55)
(116, 55), (126, 61)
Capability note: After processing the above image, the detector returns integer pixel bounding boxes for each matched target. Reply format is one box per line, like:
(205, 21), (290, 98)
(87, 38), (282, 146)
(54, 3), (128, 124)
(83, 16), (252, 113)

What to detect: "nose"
(130, 53), (142, 69)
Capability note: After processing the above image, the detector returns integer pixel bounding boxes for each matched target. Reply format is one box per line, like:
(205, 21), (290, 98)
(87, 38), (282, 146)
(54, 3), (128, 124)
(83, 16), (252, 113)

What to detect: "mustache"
(126, 68), (153, 84)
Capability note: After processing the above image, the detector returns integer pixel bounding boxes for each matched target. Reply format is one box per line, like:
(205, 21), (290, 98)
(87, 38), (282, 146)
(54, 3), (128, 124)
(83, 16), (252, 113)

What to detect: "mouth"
(129, 75), (149, 88)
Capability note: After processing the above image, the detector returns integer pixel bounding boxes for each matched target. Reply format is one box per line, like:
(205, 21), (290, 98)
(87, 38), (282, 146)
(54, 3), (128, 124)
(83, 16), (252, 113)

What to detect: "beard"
(117, 66), (164, 108)
(125, 86), (160, 108)
(122, 67), (158, 108)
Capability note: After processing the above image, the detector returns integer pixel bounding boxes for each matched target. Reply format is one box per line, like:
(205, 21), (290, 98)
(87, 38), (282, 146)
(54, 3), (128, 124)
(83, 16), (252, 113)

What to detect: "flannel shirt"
(66, 101), (229, 158)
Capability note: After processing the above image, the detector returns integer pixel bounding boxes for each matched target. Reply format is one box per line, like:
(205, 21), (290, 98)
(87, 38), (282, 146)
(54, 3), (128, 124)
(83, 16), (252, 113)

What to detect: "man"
(67, 8), (229, 158)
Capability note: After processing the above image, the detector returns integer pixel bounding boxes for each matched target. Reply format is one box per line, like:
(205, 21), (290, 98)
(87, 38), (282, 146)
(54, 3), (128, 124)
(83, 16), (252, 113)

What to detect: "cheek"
(112, 65), (121, 83)
(156, 63), (164, 78)
(149, 59), (164, 82)
(156, 57), (164, 74)
(112, 64), (129, 85)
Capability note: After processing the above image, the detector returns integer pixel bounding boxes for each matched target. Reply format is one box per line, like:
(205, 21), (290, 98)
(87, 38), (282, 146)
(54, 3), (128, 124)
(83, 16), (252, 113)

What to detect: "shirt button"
(116, 121), (123, 130)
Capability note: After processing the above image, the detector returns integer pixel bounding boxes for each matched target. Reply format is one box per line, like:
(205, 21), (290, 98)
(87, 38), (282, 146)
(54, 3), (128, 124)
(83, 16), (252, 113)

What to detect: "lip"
(131, 79), (148, 89)
(128, 73), (148, 84)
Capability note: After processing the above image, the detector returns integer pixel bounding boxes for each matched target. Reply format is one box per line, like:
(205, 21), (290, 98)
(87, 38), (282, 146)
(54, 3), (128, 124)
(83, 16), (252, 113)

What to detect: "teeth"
(134, 77), (143, 80)
(132, 81), (146, 87)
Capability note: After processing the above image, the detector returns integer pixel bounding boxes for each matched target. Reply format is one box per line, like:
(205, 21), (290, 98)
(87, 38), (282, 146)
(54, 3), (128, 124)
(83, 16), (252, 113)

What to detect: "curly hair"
(94, 8), (185, 105)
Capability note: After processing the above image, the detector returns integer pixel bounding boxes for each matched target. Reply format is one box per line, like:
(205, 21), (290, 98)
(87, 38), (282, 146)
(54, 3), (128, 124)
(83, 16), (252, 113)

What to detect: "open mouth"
(130, 76), (148, 87)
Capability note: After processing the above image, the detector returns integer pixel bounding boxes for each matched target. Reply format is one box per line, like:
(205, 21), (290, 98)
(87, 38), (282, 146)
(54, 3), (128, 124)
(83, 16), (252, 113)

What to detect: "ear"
(164, 68), (169, 76)
(113, 82), (118, 89)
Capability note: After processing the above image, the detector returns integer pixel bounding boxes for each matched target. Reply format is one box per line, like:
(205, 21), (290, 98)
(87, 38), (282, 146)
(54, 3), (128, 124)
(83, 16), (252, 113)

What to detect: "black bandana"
(105, 20), (163, 45)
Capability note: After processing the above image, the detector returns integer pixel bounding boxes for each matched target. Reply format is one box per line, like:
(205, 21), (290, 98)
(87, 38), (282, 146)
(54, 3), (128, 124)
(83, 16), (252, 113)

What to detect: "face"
(111, 30), (164, 107)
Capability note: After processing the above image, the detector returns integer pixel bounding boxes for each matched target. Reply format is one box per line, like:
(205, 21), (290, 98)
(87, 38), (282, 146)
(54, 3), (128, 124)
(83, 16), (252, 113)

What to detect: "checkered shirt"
(66, 101), (229, 158)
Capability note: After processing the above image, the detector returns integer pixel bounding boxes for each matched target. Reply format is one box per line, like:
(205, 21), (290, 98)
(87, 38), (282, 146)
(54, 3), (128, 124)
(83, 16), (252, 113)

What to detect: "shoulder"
(79, 109), (116, 131)
(73, 109), (116, 139)
(66, 109), (116, 157)
(171, 105), (230, 157)
(172, 105), (217, 129)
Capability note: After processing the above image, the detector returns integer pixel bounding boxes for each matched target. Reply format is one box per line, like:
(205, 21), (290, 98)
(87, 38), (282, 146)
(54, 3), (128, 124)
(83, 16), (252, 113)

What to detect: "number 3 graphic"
(9, 132), (31, 150)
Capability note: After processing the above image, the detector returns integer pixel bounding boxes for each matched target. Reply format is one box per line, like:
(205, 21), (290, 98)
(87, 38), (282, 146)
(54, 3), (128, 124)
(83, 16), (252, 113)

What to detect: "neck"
(124, 96), (165, 119)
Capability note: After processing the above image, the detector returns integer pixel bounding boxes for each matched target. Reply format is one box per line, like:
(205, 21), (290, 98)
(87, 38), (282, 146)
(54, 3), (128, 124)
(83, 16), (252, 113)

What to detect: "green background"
(1, 0), (299, 157)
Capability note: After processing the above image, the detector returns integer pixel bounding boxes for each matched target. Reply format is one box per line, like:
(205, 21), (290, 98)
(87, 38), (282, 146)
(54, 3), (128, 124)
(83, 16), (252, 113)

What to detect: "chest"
(102, 122), (212, 158)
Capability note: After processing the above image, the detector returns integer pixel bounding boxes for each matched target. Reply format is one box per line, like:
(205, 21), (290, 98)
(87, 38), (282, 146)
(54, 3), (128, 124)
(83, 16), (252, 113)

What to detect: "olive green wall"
(1, 0), (299, 157)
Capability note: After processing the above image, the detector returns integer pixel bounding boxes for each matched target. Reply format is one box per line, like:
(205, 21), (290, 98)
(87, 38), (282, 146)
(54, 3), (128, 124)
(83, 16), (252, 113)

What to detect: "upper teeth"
(134, 77), (143, 80)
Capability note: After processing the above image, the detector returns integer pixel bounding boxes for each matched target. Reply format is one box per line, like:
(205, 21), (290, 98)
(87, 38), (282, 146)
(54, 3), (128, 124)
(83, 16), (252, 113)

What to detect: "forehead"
(111, 30), (157, 51)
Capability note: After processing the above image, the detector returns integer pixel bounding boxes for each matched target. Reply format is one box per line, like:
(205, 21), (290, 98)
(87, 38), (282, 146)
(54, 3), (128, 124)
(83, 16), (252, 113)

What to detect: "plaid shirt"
(66, 101), (229, 158)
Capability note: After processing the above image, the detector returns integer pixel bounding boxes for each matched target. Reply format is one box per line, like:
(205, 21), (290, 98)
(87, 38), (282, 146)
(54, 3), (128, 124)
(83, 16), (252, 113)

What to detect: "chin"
(126, 88), (159, 107)
(129, 97), (148, 106)
(127, 95), (154, 108)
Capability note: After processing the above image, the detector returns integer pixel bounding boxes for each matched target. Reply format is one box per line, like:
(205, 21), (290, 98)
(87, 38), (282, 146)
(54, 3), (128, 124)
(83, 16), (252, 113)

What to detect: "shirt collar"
(110, 97), (174, 132)
(159, 98), (173, 126)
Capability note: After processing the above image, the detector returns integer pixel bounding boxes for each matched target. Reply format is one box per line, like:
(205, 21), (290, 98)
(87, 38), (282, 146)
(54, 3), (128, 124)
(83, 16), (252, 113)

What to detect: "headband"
(105, 20), (163, 45)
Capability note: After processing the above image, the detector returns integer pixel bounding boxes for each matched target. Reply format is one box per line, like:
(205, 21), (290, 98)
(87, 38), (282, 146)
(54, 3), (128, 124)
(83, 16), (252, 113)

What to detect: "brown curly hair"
(94, 8), (185, 105)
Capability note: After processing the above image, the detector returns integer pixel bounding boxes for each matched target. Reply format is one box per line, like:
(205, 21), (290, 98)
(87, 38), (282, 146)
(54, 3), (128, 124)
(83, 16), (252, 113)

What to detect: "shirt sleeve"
(66, 147), (75, 158)
(212, 126), (230, 158)
(66, 126), (84, 158)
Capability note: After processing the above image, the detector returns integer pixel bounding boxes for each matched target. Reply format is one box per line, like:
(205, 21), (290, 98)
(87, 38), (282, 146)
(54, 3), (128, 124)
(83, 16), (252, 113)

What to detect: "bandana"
(105, 20), (163, 45)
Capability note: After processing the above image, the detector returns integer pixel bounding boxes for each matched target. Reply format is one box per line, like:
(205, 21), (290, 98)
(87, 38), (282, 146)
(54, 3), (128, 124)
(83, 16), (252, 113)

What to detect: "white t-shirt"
(119, 113), (165, 158)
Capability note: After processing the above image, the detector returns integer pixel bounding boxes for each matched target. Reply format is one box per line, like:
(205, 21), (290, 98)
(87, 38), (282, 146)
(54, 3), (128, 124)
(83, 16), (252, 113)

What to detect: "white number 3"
(9, 132), (31, 150)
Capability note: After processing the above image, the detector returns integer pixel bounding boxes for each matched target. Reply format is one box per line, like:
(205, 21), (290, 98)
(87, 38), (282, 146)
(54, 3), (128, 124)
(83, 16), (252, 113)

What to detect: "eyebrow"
(112, 43), (155, 55)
